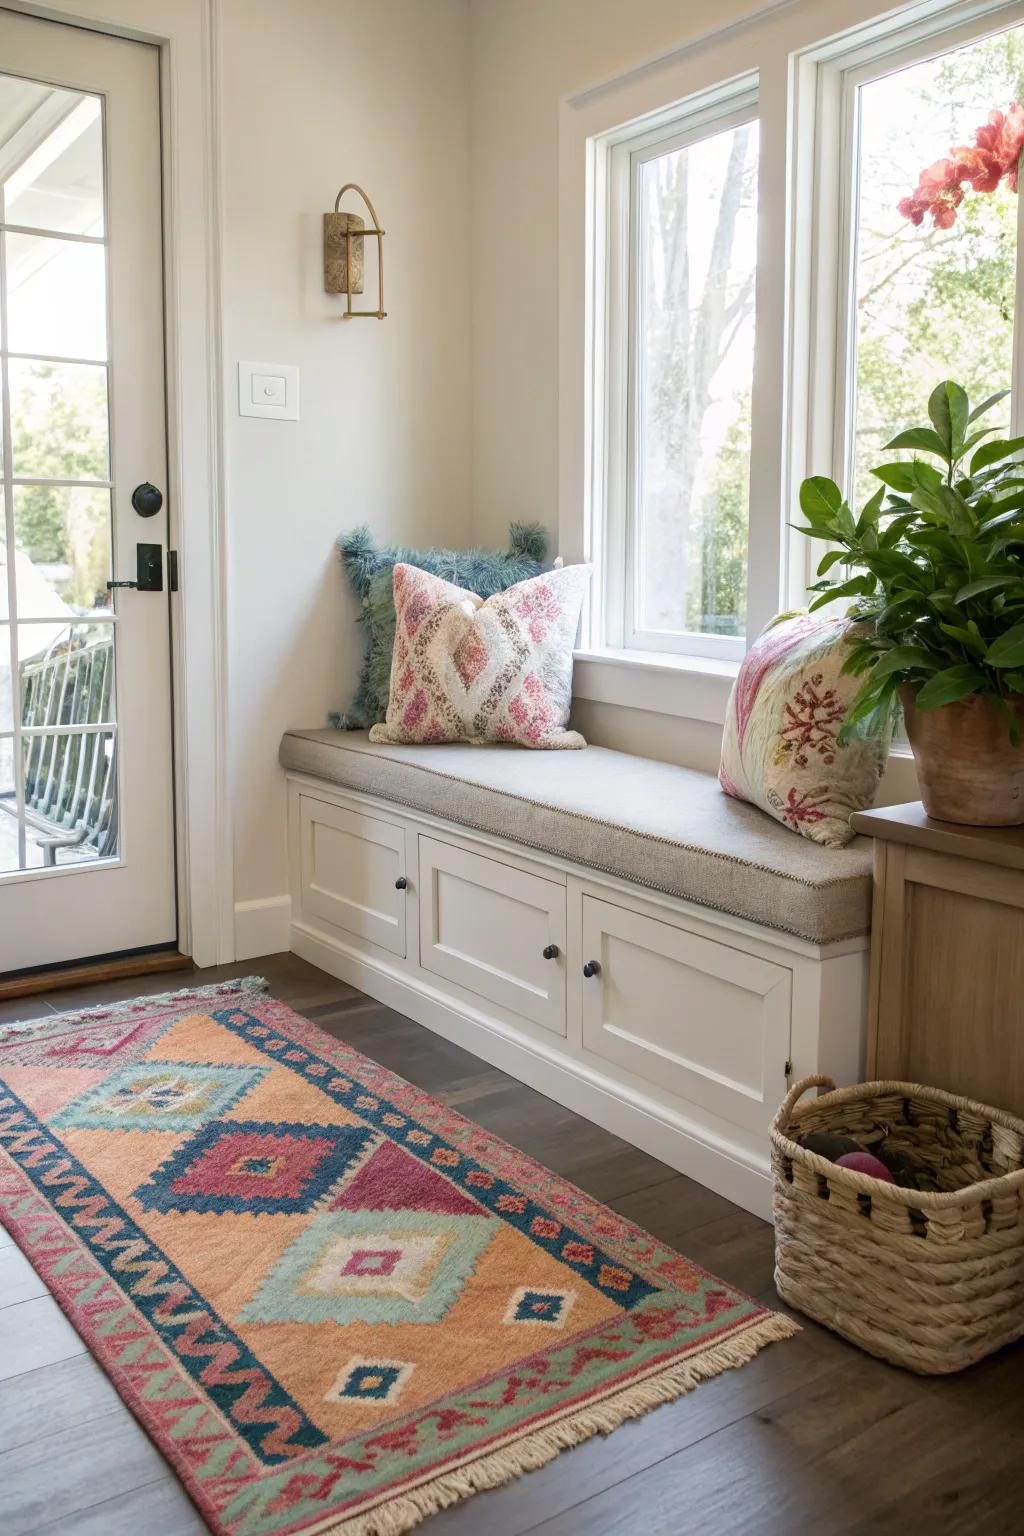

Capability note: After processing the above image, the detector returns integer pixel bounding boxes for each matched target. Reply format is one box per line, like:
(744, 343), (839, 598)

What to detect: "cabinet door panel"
(580, 896), (790, 1133)
(419, 836), (566, 1035)
(299, 795), (407, 957)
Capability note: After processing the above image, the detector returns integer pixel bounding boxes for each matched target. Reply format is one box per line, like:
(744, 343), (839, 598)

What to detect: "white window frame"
(788, 0), (1024, 611)
(604, 84), (759, 664)
(562, 0), (1024, 736)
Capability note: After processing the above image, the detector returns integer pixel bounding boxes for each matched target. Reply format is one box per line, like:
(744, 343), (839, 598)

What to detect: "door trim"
(7, 0), (231, 965)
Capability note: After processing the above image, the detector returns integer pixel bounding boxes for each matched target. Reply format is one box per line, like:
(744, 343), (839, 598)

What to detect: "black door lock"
(132, 482), (163, 517)
(107, 543), (164, 593)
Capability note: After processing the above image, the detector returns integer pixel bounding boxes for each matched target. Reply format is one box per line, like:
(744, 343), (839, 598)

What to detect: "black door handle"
(395, 876), (408, 890)
(542, 944), (559, 960)
(107, 544), (163, 593)
(582, 960), (601, 978)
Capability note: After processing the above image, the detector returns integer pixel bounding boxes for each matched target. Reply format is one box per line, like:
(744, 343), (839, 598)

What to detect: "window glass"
(851, 27), (1024, 504)
(632, 118), (759, 647)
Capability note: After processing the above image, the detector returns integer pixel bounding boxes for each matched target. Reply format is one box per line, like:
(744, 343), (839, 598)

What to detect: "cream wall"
(220, 0), (472, 910)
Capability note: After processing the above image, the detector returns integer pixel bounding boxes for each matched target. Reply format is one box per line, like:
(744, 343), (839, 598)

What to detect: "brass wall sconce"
(324, 183), (386, 319)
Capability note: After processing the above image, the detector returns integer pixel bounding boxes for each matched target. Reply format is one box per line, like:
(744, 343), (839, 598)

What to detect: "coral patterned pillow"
(369, 562), (592, 750)
(719, 613), (890, 848)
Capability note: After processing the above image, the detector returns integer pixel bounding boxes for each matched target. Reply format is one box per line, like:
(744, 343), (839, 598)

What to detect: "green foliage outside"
(848, 29), (1024, 510)
(687, 399), (750, 634)
(12, 361), (109, 612)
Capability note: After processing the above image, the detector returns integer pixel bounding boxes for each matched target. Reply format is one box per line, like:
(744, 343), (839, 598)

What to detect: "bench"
(281, 729), (873, 1216)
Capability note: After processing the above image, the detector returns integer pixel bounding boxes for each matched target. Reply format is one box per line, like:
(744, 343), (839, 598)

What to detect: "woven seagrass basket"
(771, 1075), (1024, 1374)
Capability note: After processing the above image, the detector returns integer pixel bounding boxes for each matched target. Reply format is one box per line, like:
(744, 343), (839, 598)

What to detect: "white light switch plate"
(238, 360), (299, 420)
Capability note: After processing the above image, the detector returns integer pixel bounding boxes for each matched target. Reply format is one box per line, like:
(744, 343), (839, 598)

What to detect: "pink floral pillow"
(369, 562), (592, 750)
(719, 613), (890, 848)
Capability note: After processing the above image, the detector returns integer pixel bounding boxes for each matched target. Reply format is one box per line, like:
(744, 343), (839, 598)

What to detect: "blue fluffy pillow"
(331, 523), (549, 729)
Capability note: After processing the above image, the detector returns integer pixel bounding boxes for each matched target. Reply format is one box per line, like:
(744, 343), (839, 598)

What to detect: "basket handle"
(774, 1073), (836, 1129)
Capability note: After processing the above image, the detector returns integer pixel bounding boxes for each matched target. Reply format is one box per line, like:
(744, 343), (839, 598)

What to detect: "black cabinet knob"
(582, 959), (601, 978)
(542, 943), (560, 960)
(395, 876), (408, 890)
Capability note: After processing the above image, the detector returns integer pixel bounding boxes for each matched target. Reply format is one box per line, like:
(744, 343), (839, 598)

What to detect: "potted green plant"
(797, 380), (1024, 825)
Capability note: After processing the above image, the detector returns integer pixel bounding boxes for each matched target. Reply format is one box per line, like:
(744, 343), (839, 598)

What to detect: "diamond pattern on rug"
(239, 1207), (496, 1325)
(16, 1014), (153, 1062)
(50, 1060), (267, 1133)
(132, 1119), (376, 1215)
(503, 1285), (577, 1328)
(0, 983), (796, 1536)
(329, 1136), (485, 1216)
(325, 1356), (414, 1408)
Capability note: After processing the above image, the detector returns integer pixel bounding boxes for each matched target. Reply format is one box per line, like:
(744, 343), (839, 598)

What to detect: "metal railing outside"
(9, 626), (117, 864)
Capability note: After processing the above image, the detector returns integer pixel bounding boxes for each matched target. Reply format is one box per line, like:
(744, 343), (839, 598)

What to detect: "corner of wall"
(234, 895), (292, 960)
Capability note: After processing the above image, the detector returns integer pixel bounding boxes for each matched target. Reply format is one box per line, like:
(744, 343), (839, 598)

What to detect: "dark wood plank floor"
(2, 952), (1021, 1535)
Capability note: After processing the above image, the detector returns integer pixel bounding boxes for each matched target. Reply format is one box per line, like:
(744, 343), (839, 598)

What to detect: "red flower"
(899, 103), (1024, 228)
(919, 156), (958, 191)
(897, 193), (926, 227)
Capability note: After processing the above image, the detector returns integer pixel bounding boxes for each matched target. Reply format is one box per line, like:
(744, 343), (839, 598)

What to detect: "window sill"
(572, 647), (739, 726)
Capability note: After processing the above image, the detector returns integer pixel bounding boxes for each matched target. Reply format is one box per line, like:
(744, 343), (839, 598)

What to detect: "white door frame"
(5, 0), (231, 966)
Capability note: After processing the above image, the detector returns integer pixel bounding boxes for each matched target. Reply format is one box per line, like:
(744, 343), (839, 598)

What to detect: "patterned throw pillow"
(331, 523), (548, 729)
(369, 562), (592, 749)
(719, 612), (890, 848)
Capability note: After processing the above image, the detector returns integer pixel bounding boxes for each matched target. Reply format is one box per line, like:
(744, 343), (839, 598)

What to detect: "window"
(843, 20), (1024, 508)
(603, 88), (760, 663)
(573, 0), (1024, 705)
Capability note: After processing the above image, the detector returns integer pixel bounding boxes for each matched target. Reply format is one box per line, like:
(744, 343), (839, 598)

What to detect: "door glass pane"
(0, 733), (16, 873)
(0, 624), (12, 730)
(21, 726), (117, 866)
(0, 82), (104, 237)
(5, 231), (106, 359)
(0, 64), (116, 880)
(9, 357), (109, 480)
(14, 485), (111, 614)
(633, 118), (759, 645)
(19, 621), (114, 727)
(851, 26), (1023, 506)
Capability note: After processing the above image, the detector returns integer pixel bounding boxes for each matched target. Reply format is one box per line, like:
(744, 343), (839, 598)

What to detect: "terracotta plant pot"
(900, 685), (1024, 826)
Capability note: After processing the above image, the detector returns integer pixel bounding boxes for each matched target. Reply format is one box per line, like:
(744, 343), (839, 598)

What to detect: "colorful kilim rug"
(0, 979), (797, 1535)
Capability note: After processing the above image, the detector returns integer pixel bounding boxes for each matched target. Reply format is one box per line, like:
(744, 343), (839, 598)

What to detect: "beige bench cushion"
(280, 730), (873, 945)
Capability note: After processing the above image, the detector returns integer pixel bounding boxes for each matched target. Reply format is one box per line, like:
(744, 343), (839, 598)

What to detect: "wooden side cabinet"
(851, 801), (1024, 1116)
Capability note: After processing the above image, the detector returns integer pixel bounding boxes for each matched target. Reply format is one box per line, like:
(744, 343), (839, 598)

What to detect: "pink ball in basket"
(835, 1150), (894, 1182)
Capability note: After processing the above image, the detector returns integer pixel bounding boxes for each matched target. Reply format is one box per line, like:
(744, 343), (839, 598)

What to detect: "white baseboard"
(290, 919), (772, 1219)
(234, 896), (292, 960)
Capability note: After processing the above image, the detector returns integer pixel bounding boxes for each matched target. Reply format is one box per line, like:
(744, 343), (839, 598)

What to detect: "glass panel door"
(0, 74), (117, 874)
(0, 9), (174, 975)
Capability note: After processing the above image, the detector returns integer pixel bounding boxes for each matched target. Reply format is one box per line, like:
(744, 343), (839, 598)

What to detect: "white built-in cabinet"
(418, 836), (567, 1036)
(579, 897), (792, 1138)
(288, 776), (868, 1218)
(298, 796), (408, 958)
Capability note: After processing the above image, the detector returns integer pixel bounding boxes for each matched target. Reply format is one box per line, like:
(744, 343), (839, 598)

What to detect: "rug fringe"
(315, 1312), (799, 1536)
(0, 974), (269, 1039)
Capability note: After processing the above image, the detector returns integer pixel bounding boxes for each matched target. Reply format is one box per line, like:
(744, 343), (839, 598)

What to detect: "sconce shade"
(324, 210), (364, 294)
(324, 183), (385, 319)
